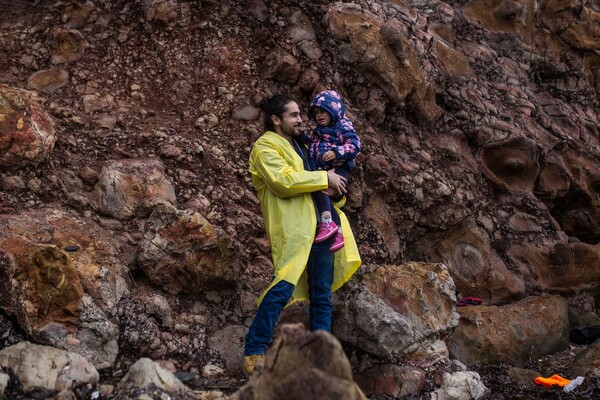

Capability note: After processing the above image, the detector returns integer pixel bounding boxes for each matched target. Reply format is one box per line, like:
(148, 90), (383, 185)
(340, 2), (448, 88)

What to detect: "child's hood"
(309, 90), (346, 124)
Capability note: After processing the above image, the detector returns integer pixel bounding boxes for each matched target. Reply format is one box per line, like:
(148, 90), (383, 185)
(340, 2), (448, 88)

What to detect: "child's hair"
(260, 94), (297, 131)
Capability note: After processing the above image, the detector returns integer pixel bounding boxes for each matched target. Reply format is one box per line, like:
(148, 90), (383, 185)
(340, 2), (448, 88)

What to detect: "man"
(242, 94), (362, 375)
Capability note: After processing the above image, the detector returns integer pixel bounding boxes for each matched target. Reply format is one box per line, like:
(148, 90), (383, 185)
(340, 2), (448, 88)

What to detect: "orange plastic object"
(534, 374), (572, 388)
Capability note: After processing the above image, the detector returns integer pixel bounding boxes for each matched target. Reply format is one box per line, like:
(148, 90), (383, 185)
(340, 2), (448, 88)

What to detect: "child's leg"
(311, 191), (331, 222)
(314, 193), (338, 243)
(330, 201), (341, 227)
(331, 167), (350, 203)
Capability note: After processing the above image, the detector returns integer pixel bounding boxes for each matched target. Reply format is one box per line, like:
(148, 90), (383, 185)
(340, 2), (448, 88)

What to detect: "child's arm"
(331, 128), (361, 161)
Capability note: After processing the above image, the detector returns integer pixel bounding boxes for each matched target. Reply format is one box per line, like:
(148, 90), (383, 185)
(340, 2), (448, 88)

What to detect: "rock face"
(0, 0), (599, 398)
(334, 262), (459, 361)
(449, 295), (569, 366)
(0, 84), (56, 169)
(231, 324), (367, 400)
(326, 3), (424, 105)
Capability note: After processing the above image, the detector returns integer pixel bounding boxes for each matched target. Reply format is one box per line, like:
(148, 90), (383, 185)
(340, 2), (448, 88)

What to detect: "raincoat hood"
(309, 90), (347, 125)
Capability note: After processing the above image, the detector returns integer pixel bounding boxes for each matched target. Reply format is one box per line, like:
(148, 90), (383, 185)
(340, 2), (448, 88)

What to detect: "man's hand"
(322, 150), (336, 162)
(326, 169), (347, 196)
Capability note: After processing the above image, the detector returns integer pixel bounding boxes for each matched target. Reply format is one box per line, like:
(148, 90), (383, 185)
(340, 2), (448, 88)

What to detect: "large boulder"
(137, 203), (240, 294)
(333, 262), (459, 361)
(231, 324), (367, 400)
(409, 219), (525, 305)
(93, 158), (176, 220)
(449, 295), (569, 366)
(0, 84), (56, 169)
(0, 342), (98, 392)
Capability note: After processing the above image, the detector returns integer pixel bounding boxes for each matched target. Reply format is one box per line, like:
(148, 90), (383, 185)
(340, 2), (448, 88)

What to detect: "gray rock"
(114, 358), (197, 398)
(209, 325), (245, 372)
(232, 105), (259, 121)
(93, 158), (176, 219)
(430, 371), (488, 400)
(0, 342), (98, 392)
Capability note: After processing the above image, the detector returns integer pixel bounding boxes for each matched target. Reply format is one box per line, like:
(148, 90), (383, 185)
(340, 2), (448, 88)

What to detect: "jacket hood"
(309, 90), (346, 125)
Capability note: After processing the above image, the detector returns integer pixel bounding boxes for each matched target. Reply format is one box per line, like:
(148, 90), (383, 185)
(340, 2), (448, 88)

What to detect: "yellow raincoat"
(248, 130), (362, 305)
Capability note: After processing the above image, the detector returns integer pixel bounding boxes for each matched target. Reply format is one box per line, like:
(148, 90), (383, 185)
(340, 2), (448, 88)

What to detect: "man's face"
(274, 101), (303, 139)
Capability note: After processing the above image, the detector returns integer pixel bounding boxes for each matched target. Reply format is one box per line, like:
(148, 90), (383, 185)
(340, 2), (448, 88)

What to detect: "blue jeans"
(244, 238), (335, 355)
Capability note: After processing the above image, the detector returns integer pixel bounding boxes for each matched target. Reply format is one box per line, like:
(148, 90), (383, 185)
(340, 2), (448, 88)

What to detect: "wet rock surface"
(0, 0), (599, 399)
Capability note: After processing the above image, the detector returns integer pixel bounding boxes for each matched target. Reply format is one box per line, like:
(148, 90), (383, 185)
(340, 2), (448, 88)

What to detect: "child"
(307, 90), (361, 253)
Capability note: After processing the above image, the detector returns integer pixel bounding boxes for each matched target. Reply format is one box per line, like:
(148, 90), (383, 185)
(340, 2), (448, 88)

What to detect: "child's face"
(313, 107), (332, 127)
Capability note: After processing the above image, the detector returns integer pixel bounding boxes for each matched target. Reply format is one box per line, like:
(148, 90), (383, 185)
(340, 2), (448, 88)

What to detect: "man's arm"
(250, 143), (329, 198)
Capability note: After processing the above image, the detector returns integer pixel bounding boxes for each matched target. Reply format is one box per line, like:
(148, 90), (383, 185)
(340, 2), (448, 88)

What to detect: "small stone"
(232, 105), (259, 121)
(202, 364), (224, 378)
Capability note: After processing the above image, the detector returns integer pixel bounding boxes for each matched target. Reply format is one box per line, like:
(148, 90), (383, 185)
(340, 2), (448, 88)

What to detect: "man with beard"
(242, 94), (361, 375)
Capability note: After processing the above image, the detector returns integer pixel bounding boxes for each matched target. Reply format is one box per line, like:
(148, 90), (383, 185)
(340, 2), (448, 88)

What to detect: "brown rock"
(408, 219), (525, 305)
(479, 137), (542, 194)
(62, 1), (96, 28)
(463, 0), (535, 43)
(27, 69), (69, 95)
(355, 365), (426, 398)
(0, 210), (128, 368)
(0, 238), (84, 332)
(363, 194), (401, 259)
(259, 48), (301, 83)
(508, 241), (600, 293)
(51, 28), (88, 64)
(571, 340), (600, 377)
(142, 0), (180, 24)
(540, 0), (600, 50)
(231, 324), (366, 400)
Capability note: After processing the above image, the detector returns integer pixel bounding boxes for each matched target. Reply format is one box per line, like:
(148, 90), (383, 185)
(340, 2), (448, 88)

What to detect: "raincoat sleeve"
(251, 141), (328, 198)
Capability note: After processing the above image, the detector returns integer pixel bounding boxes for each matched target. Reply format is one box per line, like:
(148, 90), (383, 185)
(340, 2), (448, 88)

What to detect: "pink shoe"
(329, 231), (345, 253)
(315, 220), (338, 243)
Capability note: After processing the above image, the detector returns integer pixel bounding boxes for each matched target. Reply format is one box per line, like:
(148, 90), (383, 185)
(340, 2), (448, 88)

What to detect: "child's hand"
(322, 150), (336, 162)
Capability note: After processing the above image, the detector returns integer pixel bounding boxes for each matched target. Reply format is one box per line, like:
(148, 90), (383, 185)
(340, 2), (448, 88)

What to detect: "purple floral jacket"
(307, 90), (361, 171)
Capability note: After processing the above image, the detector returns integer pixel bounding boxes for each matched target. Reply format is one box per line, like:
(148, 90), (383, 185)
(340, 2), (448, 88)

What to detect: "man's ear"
(271, 114), (281, 127)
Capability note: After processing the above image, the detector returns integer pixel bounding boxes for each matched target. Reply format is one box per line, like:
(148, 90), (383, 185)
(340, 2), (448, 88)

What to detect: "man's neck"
(274, 128), (293, 143)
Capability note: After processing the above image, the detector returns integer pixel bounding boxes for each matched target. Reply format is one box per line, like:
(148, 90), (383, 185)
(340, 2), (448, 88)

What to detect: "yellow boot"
(242, 354), (264, 376)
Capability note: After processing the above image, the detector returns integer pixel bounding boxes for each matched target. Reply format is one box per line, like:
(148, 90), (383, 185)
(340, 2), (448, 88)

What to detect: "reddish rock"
(449, 295), (569, 366)
(334, 263), (458, 361)
(355, 365), (426, 398)
(0, 84), (56, 169)
(260, 48), (301, 83)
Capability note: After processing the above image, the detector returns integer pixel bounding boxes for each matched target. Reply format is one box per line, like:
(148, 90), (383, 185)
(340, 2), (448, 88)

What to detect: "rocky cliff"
(1, 0), (599, 399)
